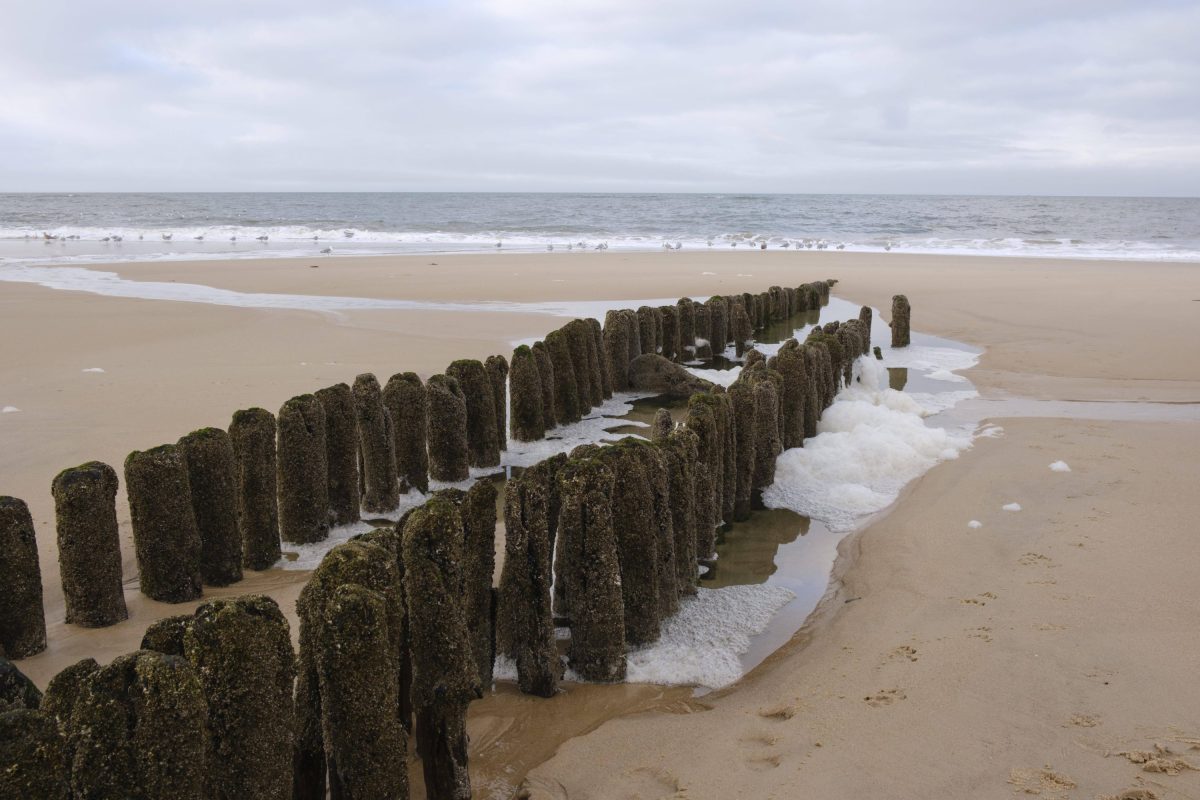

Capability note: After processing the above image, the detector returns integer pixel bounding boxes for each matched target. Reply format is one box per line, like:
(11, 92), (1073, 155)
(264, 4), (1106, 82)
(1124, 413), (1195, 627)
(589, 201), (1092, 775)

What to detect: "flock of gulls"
(27, 230), (887, 253)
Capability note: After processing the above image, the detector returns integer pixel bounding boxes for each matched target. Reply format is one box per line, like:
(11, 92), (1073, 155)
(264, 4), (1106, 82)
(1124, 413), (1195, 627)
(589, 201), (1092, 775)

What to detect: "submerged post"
(891, 294), (911, 348)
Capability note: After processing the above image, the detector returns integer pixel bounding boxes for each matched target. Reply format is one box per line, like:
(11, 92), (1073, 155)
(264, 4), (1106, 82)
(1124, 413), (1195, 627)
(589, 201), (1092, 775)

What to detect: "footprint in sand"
(757, 705), (797, 721)
(967, 626), (993, 642)
(1007, 766), (1076, 798)
(1117, 744), (1197, 775)
(887, 645), (919, 663)
(1019, 552), (1055, 567)
(1065, 713), (1101, 728)
(1099, 790), (1158, 800)
(864, 688), (906, 707)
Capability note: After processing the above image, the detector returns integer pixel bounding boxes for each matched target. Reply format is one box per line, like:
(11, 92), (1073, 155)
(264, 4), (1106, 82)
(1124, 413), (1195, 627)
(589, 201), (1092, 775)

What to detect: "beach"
(2, 250), (1199, 797)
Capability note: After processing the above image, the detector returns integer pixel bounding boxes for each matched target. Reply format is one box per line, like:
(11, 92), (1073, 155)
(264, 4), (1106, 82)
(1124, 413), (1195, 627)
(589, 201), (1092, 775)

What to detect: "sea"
(0, 192), (1197, 264)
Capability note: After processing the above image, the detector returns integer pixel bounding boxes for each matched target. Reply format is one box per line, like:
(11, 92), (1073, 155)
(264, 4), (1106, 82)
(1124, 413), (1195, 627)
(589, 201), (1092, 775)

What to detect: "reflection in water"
(889, 366), (909, 391)
(702, 510), (810, 587)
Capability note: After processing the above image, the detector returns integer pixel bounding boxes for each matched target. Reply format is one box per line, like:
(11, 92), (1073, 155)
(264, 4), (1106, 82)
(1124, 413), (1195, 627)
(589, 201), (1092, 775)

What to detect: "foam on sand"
(82, 367), (105, 373)
(624, 585), (796, 689)
(763, 358), (974, 532)
(2, 406), (19, 413)
(1049, 460), (1071, 472)
(968, 520), (983, 529)
(1002, 502), (1022, 512)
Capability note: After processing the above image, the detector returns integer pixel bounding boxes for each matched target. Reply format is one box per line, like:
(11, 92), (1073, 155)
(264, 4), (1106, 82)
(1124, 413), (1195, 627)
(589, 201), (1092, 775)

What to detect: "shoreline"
(3, 250), (1199, 796)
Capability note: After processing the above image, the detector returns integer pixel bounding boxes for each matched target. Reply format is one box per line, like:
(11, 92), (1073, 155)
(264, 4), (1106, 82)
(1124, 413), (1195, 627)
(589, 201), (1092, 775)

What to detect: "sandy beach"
(2, 250), (1199, 797)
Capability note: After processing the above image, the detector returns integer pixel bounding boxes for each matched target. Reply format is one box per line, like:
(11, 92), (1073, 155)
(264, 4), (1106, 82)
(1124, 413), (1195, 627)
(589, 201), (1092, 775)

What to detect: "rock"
(628, 354), (713, 399)
(140, 615), (192, 656)
(0, 658), (41, 711)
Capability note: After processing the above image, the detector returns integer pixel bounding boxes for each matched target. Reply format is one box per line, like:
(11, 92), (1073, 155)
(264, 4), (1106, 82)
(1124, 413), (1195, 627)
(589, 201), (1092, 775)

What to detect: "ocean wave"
(2, 226), (1198, 262)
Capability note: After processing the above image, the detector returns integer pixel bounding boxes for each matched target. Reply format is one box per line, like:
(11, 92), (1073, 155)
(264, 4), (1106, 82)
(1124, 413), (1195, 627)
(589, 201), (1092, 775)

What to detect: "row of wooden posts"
(0, 282), (915, 799)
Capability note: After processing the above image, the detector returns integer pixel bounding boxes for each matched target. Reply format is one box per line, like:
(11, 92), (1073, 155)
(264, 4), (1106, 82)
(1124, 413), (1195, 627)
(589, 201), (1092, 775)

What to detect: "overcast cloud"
(0, 0), (1196, 194)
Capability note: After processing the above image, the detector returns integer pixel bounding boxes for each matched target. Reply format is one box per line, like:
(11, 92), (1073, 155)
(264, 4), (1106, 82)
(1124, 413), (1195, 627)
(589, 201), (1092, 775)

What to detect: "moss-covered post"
(484, 355), (509, 452)
(621, 309), (642, 365)
(603, 311), (630, 391)
(277, 395), (330, 545)
(557, 458), (626, 682)
(509, 346), (545, 442)
(229, 409), (281, 570)
(531, 342), (558, 430)
(184, 596), (295, 800)
(663, 428), (700, 594)
(658, 305), (680, 362)
(859, 305), (874, 345)
(124, 446), (203, 603)
(636, 306), (657, 356)
(633, 443), (677, 620)
(728, 382), (757, 521)
(600, 442), (661, 646)
(0, 498), (45, 658)
(752, 378), (782, 492)
(317, 585), (408, 800)
(382, 372), (430, 495)
(677, 297), (696, 357)
(451, 480), (498, 690)
(684, 395), (720, 558)
(69, 650), (208, 800)
(587, 318), (612, 400)
(0, 708), (69, 800)
(313, 384), (360, 526)
(178, 427), (243, 587)
(563, 320), (595, 411)
(715, 390), (737, 525)
(140, 615), (192, 655)
(295, 539), (404, 800)
(706, 295), (729, 357)
(353, 373), (400, 513)
(446, 359), (501, 469)
(774, 341), (808, 450)
(51, 462), (126, 628)
(731, 300), (753, 357)
(403, 497), (480, 800)
(650, 407), (674, 442)
(496, 474), (559, 697)
(426, 374), (470, 482)
(544, 330), (581, 425)
(891, 294), (910, 348)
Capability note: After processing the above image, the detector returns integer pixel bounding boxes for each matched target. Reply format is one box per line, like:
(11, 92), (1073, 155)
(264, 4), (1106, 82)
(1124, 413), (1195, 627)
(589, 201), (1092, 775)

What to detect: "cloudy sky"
(1, 0), (1196, 194)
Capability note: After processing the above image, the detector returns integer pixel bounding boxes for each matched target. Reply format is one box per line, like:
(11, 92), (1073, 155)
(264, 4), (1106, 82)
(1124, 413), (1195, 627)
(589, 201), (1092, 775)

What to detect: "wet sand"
(3, 250), (1199, 796)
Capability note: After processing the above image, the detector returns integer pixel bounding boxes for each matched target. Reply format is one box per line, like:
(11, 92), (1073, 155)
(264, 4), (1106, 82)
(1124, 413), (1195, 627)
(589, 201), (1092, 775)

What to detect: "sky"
(0, 0), (1197, 195)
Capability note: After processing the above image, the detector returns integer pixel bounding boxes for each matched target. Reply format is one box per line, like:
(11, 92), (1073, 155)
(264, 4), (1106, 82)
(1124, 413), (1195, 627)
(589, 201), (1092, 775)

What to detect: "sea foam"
(762, 358), (974, 532)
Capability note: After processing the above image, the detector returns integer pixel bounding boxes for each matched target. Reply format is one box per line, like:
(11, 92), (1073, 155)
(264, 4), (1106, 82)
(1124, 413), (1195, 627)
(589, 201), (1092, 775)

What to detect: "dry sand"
(2, 250), (1199, 797)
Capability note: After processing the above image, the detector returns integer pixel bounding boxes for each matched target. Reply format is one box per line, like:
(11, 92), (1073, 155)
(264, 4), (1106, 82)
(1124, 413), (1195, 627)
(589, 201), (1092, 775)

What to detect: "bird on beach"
(674, 242), (682, 250)
(760, 242), (767, 250)
(567, 243), (573, 251)
(547, 244), (554, 251)
(836, 243), (845, 250)
(343, 230), (355, 238)
(162, 233), (173, 241)
(707, 239), (714, 247)
(101, 236), (111, 242)
(43, 232), (56, 240)
(257, 235), (269, 242)
(112, 235), (123, 242)
(194, 235), (204, 241)
(320, 247), (333, 254)
(230, 236), (238, 242)
(884, 242), (892, 251)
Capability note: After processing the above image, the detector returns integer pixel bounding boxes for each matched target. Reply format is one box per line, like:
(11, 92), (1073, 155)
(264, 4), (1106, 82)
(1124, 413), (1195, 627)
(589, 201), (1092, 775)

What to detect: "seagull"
(674, 242), (682, 250)
(43, 232), (56, 240)
(884, 242), (892, 252)
(230, 235), (238, 242)
(836, 243), (845, 250)
(162, 233), (172, 241)
(101, 236), (111, 242)
(312, 235), (319, 241)
(320, 247), (333, 254)
(343, 230), (355, 238)
(138, 234), (144, 240)
(256, 235), (269, 242)
(112, 235), (123, 242)
(567, 243), (573, 251)
(760, 242), (767, 250)
(707, 239), (714, 247)
(662, 242), (672, 251)
(781, 241), (791, 248)
(547, 244), (554, 251)
(194, 235), (204, 241)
